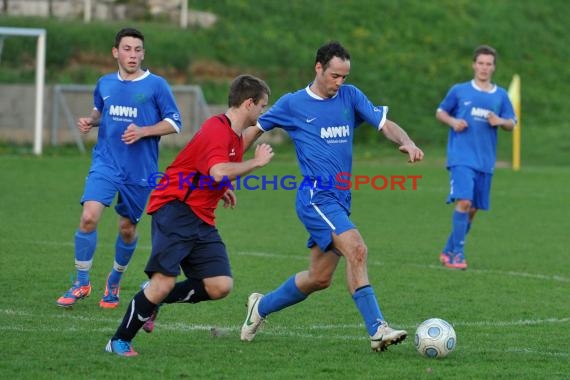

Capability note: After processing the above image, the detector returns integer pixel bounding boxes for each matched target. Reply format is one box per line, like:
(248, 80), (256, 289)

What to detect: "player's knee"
(346, 242), (368, 266)
(79, 211), (98, 231)
(456, 200), (472, 212)
(206, 277), (233, 300)
(118, 219), (137, 242)
(146, 277), (176, 302)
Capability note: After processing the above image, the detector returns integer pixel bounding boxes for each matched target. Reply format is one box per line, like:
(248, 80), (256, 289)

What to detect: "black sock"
(113, 290), (157, 341)
(163, 278), (210, 304)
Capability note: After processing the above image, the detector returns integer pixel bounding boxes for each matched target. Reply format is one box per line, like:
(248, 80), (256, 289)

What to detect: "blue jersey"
(258, 84), (387, 188)
(438, 80), (515, 174)
(90, 70), (182, 185)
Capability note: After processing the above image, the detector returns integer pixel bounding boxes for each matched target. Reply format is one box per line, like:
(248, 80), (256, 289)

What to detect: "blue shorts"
(145, 200), (232, 279)
(447, 166), (493, 210)
(81, 171), (151, 224)
(296, 186), (355, 252)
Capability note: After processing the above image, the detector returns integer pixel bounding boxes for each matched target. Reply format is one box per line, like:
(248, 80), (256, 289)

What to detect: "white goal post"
(0, 27), (46, 155)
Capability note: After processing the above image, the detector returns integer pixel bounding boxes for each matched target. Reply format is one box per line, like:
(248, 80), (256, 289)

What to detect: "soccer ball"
(414, 318), (456, 358)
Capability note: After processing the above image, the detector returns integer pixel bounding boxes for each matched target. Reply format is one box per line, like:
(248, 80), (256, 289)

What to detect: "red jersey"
(147, 114), (243, 225)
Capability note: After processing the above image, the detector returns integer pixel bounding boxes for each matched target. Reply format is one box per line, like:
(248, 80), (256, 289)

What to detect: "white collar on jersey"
(116, 69), (150, 82)
(305, 83), (340, 100)
(471, 79), (497, 94)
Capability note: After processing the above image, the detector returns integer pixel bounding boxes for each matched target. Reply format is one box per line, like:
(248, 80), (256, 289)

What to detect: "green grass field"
(0, 151), (568, 379)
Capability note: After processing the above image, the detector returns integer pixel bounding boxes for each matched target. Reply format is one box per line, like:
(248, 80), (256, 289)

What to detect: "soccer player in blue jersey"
(56, 28), (182, 309)
(240, 41), (424, 352)
(436, 45), (516, 270)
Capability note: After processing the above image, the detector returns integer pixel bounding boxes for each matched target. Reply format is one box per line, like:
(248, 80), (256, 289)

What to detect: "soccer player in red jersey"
(106, 74), (273, 356)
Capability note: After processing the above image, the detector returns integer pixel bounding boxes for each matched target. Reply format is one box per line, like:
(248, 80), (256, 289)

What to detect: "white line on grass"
(23, 240), (570, 283)
(2, 307), (568, 332)
(1, 308), (568, 358)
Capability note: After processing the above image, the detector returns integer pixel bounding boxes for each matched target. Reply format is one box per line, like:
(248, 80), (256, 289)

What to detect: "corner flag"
(508, 75), (521, 171)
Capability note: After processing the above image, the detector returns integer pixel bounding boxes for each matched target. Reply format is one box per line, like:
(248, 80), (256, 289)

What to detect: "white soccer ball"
(414, 318), (456, 358)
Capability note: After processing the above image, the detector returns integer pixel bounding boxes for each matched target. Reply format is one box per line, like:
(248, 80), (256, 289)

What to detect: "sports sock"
(352, 285), (384, 336)
(258, 275), (307, 318)
(113, 290), (156, 342)
(451, 210), (469, 253)
(107, 235), (137, 286)
(74, 229), (97, 285)
(163, 278), (210, 304)
(443, 220), (472, 253)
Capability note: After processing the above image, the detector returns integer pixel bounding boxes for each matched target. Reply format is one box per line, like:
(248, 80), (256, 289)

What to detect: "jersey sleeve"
(155, 77), (183, 133)
(499, 88), (517, 125)
(258, 93), (294, 132)
(93, 79), (103, 112)
(350, 85), (388, 130)
(437, 85), (459, 115)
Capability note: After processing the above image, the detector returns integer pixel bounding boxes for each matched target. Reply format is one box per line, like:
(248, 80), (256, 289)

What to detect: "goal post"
(0, 27), (46, 155)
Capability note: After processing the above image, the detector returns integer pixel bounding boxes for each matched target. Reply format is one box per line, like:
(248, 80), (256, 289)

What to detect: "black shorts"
(145, 200), (232, 279)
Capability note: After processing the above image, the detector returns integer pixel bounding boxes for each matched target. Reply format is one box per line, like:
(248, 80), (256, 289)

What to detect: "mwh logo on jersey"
(470, 107), (490, 121)
(320, 125), (350, 141)
(109, 105), (138, 119)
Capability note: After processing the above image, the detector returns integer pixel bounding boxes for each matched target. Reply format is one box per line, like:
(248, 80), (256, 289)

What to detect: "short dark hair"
(315, 41), (350, 70)
(473, 45), (497, 63)
(228, 74), (271, 108)
(114, 28), (144, 48)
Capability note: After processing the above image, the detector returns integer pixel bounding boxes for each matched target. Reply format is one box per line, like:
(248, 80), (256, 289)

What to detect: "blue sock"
(258, 275), (307, 318)
(352, 285), (384, 336)
(107, 235), (137, 286)
(451, 210), (469, 253)
(444, 218), (472, 254)
(75, 230), (97, 285)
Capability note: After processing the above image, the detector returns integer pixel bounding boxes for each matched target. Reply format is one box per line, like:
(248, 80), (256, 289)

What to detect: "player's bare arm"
(77, 110), (101, 134)
(436, 109), (468, 132)
(380, 119), (424, 163)
(209, 143), (274, 183)
(221, 189), (237, 209)
(121, 120), (178, 144)
(243, 125), (264, 151)
(487, 112), (515, 131)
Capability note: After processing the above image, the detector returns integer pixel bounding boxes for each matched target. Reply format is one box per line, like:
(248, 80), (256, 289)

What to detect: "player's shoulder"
(493, 84), (509, 96)
(98, 72), (118, 83)
(452, 81), (472, 90)
(143, 70), (168, 84)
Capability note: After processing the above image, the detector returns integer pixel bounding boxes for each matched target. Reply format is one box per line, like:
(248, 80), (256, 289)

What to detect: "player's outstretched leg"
(240, 293), (265, 341)
(370, 321), (407, 352)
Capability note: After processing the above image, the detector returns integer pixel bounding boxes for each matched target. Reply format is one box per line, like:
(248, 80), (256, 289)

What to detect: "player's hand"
(399, 144), (424, 163)
(253, 143), (274, 167)
(221, 189), (237, 209)
(486, 112), (502, 127)
(451, 118), (468, 132)
(77, 117), (94, 134)
(122, 124), (145, 144)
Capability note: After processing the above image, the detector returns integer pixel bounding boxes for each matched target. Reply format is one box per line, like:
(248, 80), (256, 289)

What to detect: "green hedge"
(1, 0), (568, 165)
